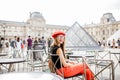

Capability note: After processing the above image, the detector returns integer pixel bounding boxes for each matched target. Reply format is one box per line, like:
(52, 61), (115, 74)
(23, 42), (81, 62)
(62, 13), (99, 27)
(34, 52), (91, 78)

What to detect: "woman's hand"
(66, 59), (77, 65)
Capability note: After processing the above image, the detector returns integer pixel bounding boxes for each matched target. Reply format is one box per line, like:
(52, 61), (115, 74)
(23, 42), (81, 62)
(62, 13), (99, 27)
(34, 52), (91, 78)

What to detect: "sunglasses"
(57, 35), (65, 39)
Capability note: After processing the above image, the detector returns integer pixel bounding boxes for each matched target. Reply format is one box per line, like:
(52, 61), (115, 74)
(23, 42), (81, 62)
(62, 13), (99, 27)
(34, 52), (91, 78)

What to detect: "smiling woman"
(49, 30), (94, 80)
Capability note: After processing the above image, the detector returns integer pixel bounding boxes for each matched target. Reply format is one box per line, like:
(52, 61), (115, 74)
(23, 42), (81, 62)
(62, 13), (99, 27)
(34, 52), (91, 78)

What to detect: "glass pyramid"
(65, 22), (103, 51)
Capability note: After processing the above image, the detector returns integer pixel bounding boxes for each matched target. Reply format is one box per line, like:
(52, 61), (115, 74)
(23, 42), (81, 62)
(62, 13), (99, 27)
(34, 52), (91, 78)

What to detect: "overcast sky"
(0, 0), (120, 26)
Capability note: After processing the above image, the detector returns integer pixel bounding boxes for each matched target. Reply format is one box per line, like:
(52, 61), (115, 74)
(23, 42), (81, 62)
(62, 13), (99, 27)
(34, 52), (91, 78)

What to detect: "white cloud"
(0, 0), (120, 26)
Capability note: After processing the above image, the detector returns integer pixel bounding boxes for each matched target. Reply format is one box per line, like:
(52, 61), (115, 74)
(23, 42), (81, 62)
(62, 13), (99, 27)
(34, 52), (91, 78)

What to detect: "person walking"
(41, 36), (47, 54)
(27, 36), (32, 50)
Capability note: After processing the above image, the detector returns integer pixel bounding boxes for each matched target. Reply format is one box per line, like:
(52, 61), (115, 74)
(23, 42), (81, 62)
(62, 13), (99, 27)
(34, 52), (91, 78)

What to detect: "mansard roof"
(30, 12), (45, 21)
(0, 20), (26, 26)
(45, 24), (69, 29)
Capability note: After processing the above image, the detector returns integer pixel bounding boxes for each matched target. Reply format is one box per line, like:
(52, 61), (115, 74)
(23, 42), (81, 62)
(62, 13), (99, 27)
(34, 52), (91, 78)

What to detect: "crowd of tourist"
(0, 36), (53, 58)
(1, 35), (120, 59)
(98, 38), (120, 48)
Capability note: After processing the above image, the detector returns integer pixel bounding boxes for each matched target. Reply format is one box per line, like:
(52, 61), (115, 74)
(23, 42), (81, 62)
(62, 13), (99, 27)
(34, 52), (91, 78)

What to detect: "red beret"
(52, 31), (65, 38)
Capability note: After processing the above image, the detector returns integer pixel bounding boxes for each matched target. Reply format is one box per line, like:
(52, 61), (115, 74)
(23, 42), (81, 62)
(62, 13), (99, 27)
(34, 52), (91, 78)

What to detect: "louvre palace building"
(84, 13), (120, 42)
(0, 12), (120, 42)
(0, 12), (68, 40)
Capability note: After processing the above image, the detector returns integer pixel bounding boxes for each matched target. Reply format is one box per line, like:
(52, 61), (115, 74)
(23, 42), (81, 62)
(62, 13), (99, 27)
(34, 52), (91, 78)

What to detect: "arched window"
(103, 30), (105, 35)
(107, 30), (109, 35)
(96, 31), (98, 35)
(116, 29), (118, 31)
(107, 18), (109, 22)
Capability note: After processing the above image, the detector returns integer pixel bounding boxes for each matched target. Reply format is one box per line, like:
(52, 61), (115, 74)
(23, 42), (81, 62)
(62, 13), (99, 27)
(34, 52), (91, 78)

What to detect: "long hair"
(51, 37), (65, 56)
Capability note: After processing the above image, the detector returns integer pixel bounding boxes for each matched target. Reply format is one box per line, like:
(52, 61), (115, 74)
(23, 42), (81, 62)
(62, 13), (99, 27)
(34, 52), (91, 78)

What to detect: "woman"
(50, 31), (94, 80)
(16, 37), (22, 57)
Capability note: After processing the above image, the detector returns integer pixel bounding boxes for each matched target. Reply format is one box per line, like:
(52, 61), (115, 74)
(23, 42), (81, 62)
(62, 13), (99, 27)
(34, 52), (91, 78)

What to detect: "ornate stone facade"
(84, 13), (120, 42)
(0, 12), (68, 39)
(1, 12), (119, 42)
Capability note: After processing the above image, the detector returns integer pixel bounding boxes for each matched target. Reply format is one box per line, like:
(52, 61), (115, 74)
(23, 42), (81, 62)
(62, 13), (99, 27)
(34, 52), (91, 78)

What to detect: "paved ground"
(0, 48), (120, 80)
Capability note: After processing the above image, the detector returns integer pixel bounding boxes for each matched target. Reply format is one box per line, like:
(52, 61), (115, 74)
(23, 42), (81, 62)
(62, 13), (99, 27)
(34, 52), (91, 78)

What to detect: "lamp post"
(2, 24), (6, 40)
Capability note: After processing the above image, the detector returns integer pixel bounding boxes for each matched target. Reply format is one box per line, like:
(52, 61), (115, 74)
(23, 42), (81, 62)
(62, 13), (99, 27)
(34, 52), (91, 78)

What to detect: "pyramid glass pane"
(65, 22), (103, 51)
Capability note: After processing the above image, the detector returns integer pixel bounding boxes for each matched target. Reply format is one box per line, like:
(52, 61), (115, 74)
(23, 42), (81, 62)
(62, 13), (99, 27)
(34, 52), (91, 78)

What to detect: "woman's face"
(56, 35), (65, 44)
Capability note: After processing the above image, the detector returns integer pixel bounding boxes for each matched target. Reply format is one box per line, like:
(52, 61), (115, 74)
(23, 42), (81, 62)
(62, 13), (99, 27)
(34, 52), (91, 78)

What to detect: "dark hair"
(17, 37), (20, 42)
(5, 42), (9, 47)
(14, 36), (17, 38)
(42, 36), (44, 39)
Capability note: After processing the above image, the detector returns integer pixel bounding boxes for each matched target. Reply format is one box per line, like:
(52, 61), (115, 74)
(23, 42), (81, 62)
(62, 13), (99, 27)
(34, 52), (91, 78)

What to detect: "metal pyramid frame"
(65, 22), (103, 51)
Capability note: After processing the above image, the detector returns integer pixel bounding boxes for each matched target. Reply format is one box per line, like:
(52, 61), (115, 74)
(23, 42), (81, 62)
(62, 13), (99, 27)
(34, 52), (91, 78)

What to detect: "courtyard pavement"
(0, 48), (120, 80)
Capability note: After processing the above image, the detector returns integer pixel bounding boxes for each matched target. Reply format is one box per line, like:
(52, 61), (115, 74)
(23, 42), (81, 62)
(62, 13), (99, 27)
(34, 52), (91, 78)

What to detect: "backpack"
(21, 43), (24, 48)
(10, 41), (16, 48)
(0, 43), (2, 48)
